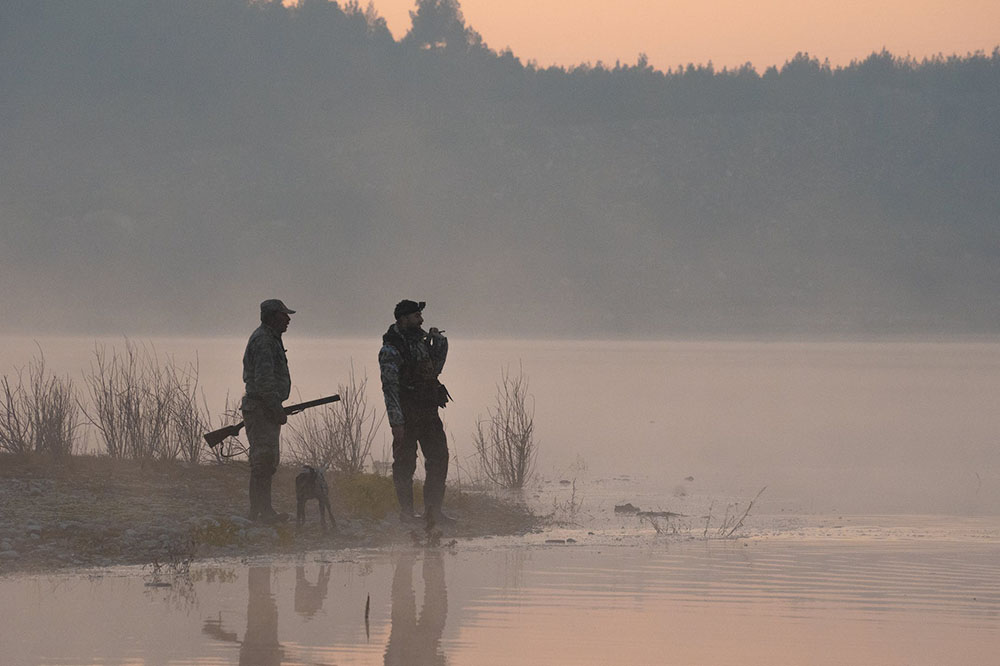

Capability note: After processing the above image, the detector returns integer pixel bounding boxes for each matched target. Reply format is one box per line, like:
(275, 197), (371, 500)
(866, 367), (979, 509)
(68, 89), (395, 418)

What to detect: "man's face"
(268, 311), (291, 333)
(398, 310), (423, 330)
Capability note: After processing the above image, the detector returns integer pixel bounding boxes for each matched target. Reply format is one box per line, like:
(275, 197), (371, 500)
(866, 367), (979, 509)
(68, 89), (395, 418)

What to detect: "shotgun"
(203, 394), (341, 449)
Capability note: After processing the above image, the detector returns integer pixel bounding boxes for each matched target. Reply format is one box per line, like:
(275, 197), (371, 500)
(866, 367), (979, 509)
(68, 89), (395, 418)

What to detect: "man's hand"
(391, 424), (405, 440)
(428, 327), (445, 338)
(270, 401), (288, 425)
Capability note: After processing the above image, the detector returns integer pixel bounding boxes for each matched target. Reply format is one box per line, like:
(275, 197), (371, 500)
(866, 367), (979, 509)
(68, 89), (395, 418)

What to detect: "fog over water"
(4, 335), (999, 516)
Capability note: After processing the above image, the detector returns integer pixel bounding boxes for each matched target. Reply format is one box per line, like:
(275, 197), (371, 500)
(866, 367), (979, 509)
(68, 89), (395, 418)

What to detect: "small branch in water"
(725, 486), (766, 538)
(365, 593), (370, 641)
(716, 503), (733, 537)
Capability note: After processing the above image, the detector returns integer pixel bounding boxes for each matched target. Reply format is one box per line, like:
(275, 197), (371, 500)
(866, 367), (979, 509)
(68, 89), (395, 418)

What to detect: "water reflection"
(385, 550), (448, 666)
(198, 557), (449, 665)
(2, 538), (998, 665)
(295, 564), (331, 619)
(242, 567), (283, 666)
(202, 567), (285, 665)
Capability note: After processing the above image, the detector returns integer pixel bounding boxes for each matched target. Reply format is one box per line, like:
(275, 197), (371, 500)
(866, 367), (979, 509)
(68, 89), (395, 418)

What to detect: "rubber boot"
(248, 470), (264, 522)
(394, 475), (422, 523)
(259, 474), (288, 524)
(423, 477), (455, 528)
(425, 503), (457, 529)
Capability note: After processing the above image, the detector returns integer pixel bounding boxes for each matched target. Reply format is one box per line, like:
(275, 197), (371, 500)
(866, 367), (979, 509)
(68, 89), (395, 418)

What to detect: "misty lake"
(2, 337), (1000, 663)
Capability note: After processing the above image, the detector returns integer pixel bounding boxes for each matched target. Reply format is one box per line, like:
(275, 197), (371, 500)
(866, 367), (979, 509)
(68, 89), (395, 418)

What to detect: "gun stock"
(203, 394), (341, 448)
(204, 422), (245, 449)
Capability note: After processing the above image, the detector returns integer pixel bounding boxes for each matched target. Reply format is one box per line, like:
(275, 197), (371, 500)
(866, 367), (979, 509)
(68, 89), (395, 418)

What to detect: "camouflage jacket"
(378, 324), (448, 426)
(241, 324), (291, 414)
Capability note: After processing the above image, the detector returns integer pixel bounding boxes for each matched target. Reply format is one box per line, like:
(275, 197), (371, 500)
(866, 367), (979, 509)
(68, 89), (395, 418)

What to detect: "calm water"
(3, 533), (999, 665)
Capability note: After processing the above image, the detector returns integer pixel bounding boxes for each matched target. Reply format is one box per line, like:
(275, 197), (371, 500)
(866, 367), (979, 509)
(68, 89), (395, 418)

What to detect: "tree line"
(2, 0), (998, 337)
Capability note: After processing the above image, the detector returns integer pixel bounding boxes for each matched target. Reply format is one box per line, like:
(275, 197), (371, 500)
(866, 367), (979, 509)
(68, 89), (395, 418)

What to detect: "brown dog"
(295, 465), (335, 531)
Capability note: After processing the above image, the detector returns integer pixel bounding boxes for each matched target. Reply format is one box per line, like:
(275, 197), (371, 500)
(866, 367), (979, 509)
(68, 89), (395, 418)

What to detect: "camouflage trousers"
(392, 407), (449, 515)
(244, 407), (281, 475)
(243, 407), (282, 520)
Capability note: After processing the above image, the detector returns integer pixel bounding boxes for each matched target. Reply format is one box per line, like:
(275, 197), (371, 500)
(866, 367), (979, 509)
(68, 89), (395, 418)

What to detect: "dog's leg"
(322, 495), (335, 531)
(297, 495), (306, 527)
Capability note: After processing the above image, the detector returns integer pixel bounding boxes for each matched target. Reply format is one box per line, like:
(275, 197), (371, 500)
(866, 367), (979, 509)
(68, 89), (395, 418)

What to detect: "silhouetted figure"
(384, 550), (448, 666)
(379, 300), (454, 528)
(243, 299), (295, 524)
(294, 564), (332, 619)
(203, 566), (285, 665)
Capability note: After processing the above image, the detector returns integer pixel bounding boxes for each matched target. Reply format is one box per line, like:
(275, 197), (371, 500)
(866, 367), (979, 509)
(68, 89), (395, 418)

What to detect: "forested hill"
(2, 0), (998, 338)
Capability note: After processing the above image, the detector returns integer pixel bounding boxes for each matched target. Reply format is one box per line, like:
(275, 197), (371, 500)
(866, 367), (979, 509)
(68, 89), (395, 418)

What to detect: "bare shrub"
(0, 373), (31, 454)
(549, 478), (584, 523)
(165, 359), (212, 463)
(288, 363), (382, 474)
(83, 341), (160, 459)
(27, 355), (79, 458)
(0, 351), (79, 457)
(81, 340), (210, 461)
(473, 363), (537, 489)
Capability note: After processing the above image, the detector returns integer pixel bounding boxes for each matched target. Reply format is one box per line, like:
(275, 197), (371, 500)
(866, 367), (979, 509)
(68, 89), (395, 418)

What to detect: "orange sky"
(371, 0), (1000, 70)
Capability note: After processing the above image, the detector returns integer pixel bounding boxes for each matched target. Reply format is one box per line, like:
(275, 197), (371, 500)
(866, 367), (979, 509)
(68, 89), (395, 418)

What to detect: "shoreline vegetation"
(0, 338), (543, 577)
(0, 453), (539, 577)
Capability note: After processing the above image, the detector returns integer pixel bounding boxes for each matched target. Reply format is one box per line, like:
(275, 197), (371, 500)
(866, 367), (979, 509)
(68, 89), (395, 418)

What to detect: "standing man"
(242, 299), (295, 524)
(379, 300), (454, 527)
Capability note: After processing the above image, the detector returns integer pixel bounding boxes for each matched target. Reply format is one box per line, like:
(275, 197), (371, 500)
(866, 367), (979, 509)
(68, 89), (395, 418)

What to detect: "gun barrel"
(284, 394), (340, 413)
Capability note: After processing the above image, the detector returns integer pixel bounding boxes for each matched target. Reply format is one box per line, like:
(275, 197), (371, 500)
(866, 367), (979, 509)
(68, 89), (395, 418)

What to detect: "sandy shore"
(0, 453), (538, 576)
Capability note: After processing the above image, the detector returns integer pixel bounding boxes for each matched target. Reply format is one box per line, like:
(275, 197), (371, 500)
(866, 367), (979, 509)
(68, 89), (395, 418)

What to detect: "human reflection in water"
(384, 550), (448, 666)
(241, 566), (284, 666)
(202, 566), (284, 665)
(294, 564), (331, 618)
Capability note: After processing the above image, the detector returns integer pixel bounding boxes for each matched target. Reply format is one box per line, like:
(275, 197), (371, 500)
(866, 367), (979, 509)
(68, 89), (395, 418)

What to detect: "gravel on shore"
(0, 453), (538, 576)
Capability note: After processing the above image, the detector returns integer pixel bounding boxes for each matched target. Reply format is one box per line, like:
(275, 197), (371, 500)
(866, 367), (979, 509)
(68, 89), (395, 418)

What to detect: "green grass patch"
(336, 473), (408, 520)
